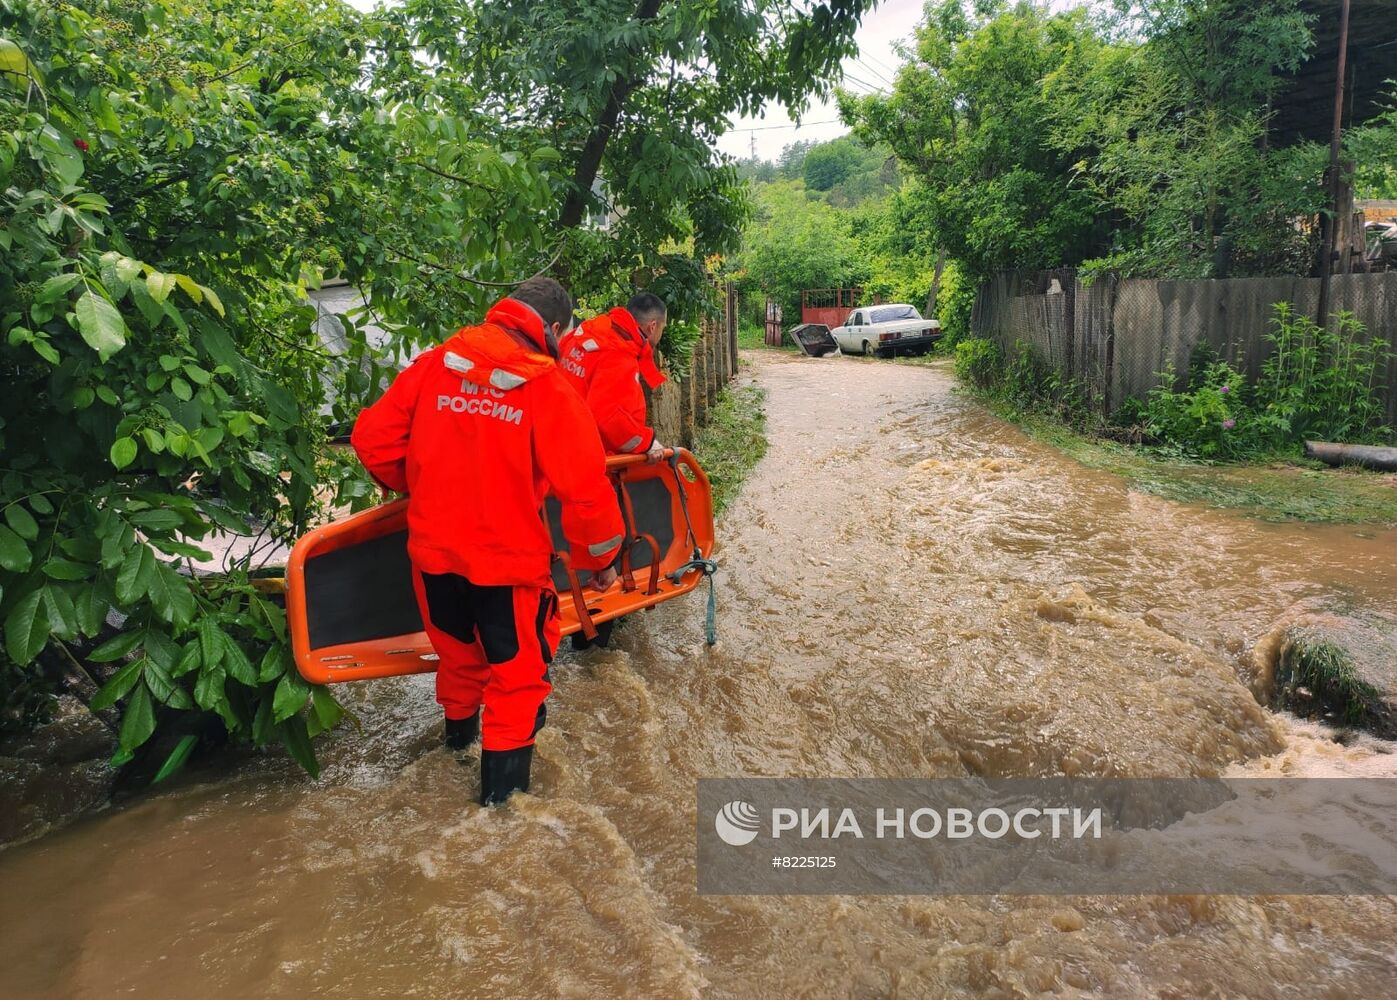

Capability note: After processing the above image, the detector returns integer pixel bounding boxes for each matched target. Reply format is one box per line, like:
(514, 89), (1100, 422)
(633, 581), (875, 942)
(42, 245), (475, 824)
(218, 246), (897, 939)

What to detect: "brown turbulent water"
(3, 352), (1396, 998)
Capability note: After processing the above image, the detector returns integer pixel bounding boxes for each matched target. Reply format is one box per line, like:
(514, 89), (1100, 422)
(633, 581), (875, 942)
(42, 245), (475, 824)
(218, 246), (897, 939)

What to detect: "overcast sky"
(720, 0), (929, 161)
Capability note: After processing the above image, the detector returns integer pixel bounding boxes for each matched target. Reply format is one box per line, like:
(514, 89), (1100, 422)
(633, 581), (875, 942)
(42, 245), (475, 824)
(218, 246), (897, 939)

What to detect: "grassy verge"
(994, 403), (1397, 525)
(693, 382), (769, 512)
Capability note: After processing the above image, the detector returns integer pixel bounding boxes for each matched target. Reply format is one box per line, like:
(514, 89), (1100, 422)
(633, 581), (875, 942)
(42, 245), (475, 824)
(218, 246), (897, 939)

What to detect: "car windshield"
(871, 305), (920, 323)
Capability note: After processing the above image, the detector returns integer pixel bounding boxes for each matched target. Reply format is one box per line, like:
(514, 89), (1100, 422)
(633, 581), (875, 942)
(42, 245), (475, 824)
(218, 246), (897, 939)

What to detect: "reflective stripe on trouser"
(411, 568), (560, 751)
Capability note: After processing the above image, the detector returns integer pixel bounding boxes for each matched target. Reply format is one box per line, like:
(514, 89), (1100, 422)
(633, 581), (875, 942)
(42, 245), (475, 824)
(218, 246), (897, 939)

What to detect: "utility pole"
(1316, 0), (1352, 328)
(750, 133), (756, 161)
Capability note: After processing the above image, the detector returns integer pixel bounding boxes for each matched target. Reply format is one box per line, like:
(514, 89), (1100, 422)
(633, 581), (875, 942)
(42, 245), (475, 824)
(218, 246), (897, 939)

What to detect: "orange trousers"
(411, 569), (560, 751)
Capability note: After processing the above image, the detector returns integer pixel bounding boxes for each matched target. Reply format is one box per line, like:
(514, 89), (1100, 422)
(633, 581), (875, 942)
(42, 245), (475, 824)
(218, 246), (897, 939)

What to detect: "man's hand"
(590, 566), (619, 591)
(645, 440), (666, 464)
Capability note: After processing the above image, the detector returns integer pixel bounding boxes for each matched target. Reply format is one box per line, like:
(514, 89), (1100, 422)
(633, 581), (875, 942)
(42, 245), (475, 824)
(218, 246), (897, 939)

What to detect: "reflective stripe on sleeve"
(588, 535), (623, 558)
(619, 434), (644, 453)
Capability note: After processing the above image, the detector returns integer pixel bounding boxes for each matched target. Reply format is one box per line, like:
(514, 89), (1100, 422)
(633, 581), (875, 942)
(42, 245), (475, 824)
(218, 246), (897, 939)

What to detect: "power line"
(840, 71), (887, 95)
(853, 58), (896, 88)
(861, 52), (903, 80)
(728, 118), (844, 133)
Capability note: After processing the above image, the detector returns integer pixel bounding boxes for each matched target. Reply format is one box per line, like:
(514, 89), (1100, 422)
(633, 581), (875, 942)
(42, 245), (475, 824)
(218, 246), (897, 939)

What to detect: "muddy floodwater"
(3, 353), (1396, 997)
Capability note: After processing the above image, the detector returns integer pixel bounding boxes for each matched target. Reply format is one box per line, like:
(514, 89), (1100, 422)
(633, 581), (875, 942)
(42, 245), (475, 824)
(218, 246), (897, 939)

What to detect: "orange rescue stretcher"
(286, 449), (716, 685)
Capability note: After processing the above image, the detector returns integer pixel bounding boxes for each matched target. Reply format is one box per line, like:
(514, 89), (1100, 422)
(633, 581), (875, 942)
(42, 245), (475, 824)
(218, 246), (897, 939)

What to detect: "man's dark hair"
(626, 291), (667, 325)
(512, 276), (573, 330)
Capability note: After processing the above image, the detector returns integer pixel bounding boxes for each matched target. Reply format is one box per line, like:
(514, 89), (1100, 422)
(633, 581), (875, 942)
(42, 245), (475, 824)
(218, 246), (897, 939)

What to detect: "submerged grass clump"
(1275, 630), (1390, 732)
(694, 383), (769, 512)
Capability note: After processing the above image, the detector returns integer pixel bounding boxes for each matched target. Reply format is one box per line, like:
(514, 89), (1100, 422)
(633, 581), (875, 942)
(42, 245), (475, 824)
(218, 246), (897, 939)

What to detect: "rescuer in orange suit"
(558, 291), (669, 464)
(350, 277), (624, 806)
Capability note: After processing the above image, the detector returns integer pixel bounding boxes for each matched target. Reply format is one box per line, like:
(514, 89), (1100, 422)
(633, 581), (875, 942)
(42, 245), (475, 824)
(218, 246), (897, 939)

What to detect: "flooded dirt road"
(3, 352), (1396, 997)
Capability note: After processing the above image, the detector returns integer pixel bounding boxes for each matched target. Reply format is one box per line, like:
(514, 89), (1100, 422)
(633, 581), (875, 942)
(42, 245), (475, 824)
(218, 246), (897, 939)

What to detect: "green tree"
(839, 0), (1105, 281)
(733, 179), (868, 317)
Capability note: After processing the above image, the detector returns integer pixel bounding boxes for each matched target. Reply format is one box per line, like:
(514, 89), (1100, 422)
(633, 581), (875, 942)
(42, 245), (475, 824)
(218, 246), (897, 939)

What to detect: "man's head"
(626, 292), (668, 347)
(512, 277), (573, 350)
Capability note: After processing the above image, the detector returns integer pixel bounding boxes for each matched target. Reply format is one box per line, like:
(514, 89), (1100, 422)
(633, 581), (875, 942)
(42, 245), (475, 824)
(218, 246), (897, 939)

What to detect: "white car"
(830, 304), (941, 358)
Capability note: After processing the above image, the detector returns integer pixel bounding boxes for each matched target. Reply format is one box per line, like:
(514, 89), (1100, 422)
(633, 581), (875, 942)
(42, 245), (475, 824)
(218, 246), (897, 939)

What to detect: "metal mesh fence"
(971, 269), (1397, 424)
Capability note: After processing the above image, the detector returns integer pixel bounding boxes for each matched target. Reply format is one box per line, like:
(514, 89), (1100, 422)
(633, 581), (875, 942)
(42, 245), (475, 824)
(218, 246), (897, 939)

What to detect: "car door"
(837, 310), (863, 351)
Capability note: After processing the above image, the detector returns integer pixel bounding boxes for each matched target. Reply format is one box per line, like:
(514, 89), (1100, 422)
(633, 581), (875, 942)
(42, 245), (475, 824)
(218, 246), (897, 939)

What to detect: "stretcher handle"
(552, 551), (599, 640)
(604, 447), (677, 470)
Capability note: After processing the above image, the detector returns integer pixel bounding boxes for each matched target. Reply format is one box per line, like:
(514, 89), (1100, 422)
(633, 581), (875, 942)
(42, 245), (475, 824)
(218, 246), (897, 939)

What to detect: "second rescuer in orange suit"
(558, 291), (669, 462)
(350, 278), (623, 805)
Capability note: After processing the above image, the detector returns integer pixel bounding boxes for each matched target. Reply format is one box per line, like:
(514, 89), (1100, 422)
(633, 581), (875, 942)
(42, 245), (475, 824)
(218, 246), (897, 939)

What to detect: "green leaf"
(75, 586), (110, 637)
(4, 503), (38, 540)
(42, 558), (90, 580)
(147, 564), (195, 626)
(197, 619), (225, 673)
(4, 589), (48, 664)
(73, 289), (128, 360)
(273, 669), (310, 722)
(37, 272), (82, 304)
(170, 377), (192, 401)
(115, 257), (143, 284)
(115, 544), (156, 605)
(310, 686), (344, 732)
(110, 436), (138, 470)
(43, 585), (78, 639)
(220, 632), (257, 686)
(174, 274), (203, 304)
(152, 734), (198, 784)
(90, 657), (145, 710)
(88, 628), (144, 662)
(252, 695), (275, 746)
(146, 271), (175, 303)
(143, 658), (192, 709)
(201, 286), (225, 318)
(129, 509), (183, 531)
(0, 525), (31, 572)
(117, 681), (156, 752)
(0, 37), (45, 89)
(258, 645), (288, 682)
(172, 641), (201, 677)
(278, 717), (320, 779)
(193, 662), (225, 711)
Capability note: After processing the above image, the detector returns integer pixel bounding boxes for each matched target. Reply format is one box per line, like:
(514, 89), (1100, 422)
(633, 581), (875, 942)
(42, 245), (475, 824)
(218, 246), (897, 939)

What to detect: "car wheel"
(863, 340), (877, 358)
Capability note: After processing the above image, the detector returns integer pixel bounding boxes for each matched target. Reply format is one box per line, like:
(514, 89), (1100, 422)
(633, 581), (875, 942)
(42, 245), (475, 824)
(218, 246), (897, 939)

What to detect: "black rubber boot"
(444, 711), (480, 750)
(570, 618), (616, 652)
(480, 745), (534, 805)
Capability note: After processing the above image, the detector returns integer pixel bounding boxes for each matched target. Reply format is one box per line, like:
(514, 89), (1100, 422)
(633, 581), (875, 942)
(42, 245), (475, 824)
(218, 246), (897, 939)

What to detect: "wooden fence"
(972, 270), (1397, 423)
(648, 282), (740, 449)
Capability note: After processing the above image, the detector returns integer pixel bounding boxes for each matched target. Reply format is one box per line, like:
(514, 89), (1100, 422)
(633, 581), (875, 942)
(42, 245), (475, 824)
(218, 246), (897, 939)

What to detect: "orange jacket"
(350, 298), (624, 586)
(558, 308), (667, 455)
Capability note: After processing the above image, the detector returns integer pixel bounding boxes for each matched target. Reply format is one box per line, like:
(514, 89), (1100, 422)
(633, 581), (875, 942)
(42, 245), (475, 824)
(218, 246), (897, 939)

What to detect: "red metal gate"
(801, 288), (860, 329)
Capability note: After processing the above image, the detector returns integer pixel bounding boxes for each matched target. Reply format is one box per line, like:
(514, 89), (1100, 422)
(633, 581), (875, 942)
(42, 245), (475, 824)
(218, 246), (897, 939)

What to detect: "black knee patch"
(535, 591), (558, 666)
(473, 583), (520, 663)
(420, 572), (476, 645)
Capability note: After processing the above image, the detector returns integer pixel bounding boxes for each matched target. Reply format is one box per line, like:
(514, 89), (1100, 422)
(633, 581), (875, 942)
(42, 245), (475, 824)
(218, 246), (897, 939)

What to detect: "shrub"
(1144, 360), (1249, 458)
(1254, 303), (1391, 445)
(954, 338), (1004, 390)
